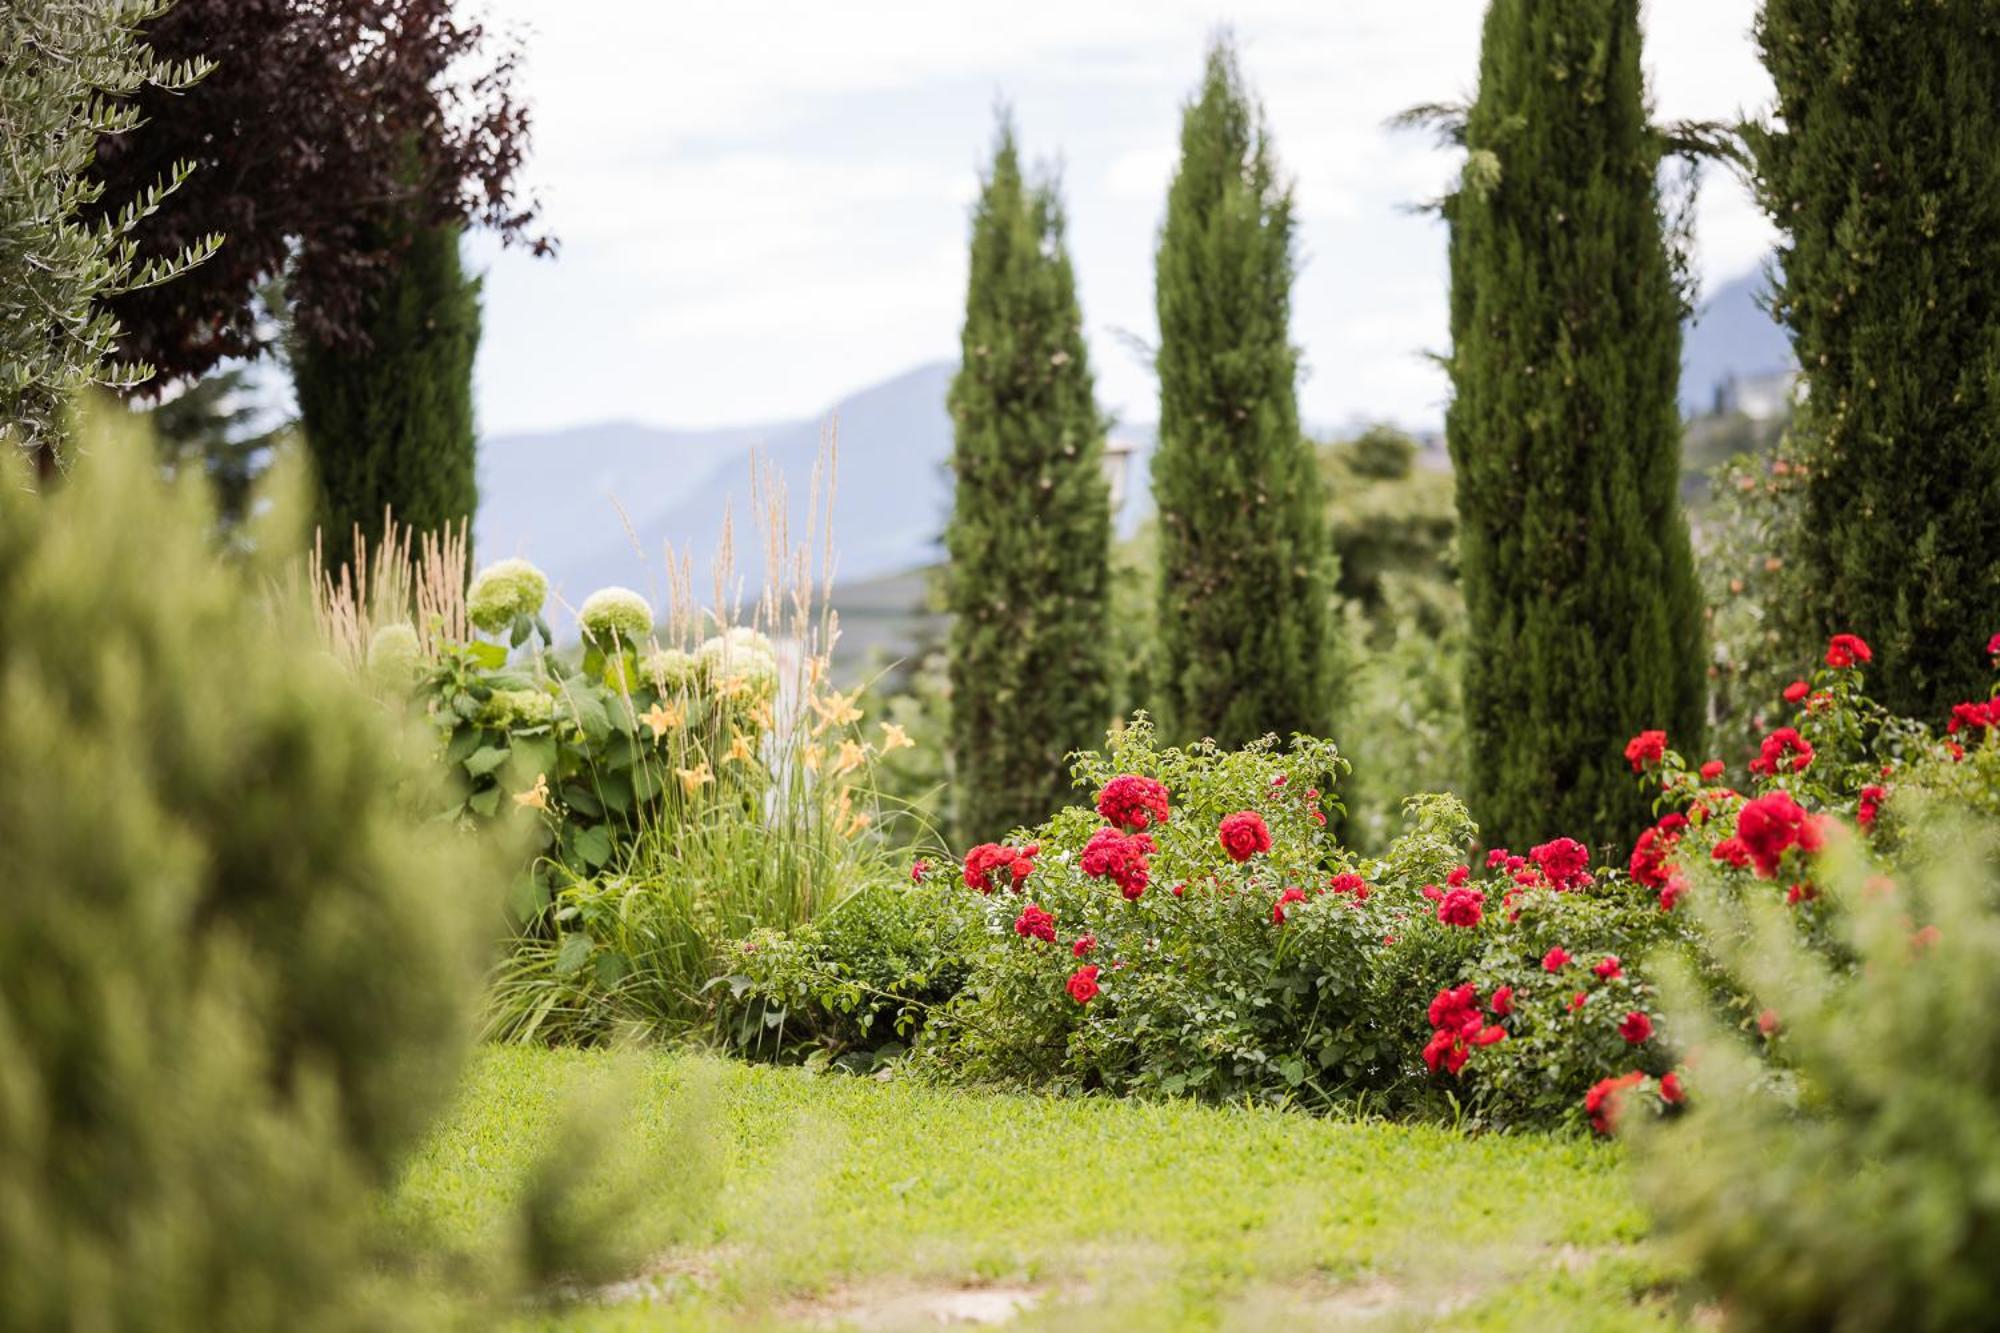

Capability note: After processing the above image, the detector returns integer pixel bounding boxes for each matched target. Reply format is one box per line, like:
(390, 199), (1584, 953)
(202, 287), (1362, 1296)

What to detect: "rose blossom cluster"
(1081, 825), (1157, 900)
(963, 842), (1037, 893)
(1422, 983), (1507, 1076)
(1095, 774), (1171, 832)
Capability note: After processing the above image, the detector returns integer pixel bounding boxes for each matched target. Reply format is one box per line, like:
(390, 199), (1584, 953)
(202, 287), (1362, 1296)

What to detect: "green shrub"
(0, 421), (509, 1328)
(1640, 819), (2000, 1330)
(716, 870), (980, 1072)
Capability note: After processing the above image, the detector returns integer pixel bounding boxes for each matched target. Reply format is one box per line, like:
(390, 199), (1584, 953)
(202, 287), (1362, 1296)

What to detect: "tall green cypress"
(1444, 0), (1704, 853)
(1153, 38), (1334, 749)
(1749, 1), (2000, 719)
(293, 220), (480, 554)
(945, 118), (1113, 839)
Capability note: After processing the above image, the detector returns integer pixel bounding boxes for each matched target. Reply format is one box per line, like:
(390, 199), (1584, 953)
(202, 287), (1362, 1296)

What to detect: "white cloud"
(474, 0), (1775, 436)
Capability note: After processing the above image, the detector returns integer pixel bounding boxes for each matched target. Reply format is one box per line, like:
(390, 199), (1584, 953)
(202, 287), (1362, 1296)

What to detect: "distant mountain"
(1681, 267), (1794, 417)
(475, 364), (959, 615)
(477, 262), (1795, 615)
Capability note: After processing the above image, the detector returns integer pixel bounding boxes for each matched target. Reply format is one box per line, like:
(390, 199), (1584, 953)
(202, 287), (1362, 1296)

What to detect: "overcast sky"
(470, 1), (1776, 438)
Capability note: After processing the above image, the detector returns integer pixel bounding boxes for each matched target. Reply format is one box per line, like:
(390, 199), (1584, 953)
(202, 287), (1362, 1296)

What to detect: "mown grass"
(389, 1047), (1693, 1330)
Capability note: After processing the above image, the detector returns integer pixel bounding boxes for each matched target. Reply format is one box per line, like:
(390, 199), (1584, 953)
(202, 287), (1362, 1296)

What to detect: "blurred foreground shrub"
(1639, 820), (2000, 1331)
(0, 418), (650, 1328)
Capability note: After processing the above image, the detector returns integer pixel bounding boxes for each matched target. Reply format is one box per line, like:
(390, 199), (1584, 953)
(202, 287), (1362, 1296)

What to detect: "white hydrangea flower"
(466, 558), (549, 634)
(578, 586), (653, 646)
(365, 622), (422, 682)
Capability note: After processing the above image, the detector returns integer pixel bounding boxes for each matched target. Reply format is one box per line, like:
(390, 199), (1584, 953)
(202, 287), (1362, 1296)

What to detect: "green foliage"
(945, 116), (1113, 841)
(717, 872), (979, 1072)
(1320, 427), (1467, 850)
(292, 221), (480, 555)
(1697, 449), (1816, 765)
(0, 417), (510, 1328)
(1443, 0), (1705, 855)
(0, 0), (217, 464)
(1152, 37), (1338, 749)
(1642, 821), (2000, 1331)
(1749, 0), (2000, 722)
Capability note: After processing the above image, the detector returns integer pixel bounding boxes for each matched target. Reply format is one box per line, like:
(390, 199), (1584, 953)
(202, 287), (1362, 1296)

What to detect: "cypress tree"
(1444, 0), (1704, 853)
(945, 118), (1113, 839)
(1749, 1), (2000, 719)
(1153, 38), (1335, 749)
(293, 219), (481, 554)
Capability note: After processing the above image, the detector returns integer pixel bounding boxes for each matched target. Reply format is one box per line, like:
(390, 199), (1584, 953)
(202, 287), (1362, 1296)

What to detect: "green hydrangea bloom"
(365, 622), (423, 683)
(578, 586), (653, 646)
(467, 558), (549, 634)
(479, 688), (556, 729)
(641, 648), (701, 692)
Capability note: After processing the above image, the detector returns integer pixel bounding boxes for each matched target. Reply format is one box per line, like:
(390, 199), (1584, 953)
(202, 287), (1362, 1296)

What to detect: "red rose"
(1624, 730), (1668, 772)
(910, 858), (930, 883)
(1529, 838), (1591, 891)
(1857, 785), (1887, 830)
(1948, 699), (2000, 734)
(1786, 882), (1818, 905)
(1586, 1071), (1647, 1134)
(1071, 934), (1096, 958)
(1491, 986), (1514, 1016)
(1437, 887), (1485, 928)
(1711, 836), (1752, 870)
(1824, 633), (1873, 668)
(1066, 965), (1101, 1005)
(1593, 955), (1623, 980)
(1749, 726), (1814, 777)
(1542, 946), (1572, 973)
(1013, 904), (1056, 943)
(1699, 760), (1726, 781)
(1080, 826), (1155, 899)
(1659, 1071), (1685, 1105)
(1486, 847), (1512, 868)
(1659, 872), (1688, 912)
(963, 842), (1036, 893)
(1782, 680), (1810, 704)
(1756, 1007), (1781, 1036)
(1569, 991), (1589, 1013)
(1988, 631), (2000, 660)
(1270, 887), (1308, 925)
(1618, 1010), (1653, 1044)
(1327, 871), (1369, 901)
(1094, 774), (1172, 832)
(1912, 924), (1941, 953)
(1736, 791), (1812, 879)
(1217, 810), (1273, 862)
(1446, 864), (1471, 887)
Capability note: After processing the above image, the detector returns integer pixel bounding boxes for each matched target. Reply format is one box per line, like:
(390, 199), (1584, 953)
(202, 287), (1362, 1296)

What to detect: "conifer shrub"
(945, 116), (1113, 840)
(0, 419), (508, 1328)
(1439, 0), (1706, 854)
(1151, 37), (1338, 750)
(1750, 0), (2000, 721)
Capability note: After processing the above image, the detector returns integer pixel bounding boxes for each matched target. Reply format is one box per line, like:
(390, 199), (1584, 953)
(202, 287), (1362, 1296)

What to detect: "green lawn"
(390, 1047), (1694, 1330)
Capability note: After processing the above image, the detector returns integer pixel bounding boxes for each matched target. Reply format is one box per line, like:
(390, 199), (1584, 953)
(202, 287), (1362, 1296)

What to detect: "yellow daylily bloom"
(641, 700), (684, 739)
(800, 744), (824, 773)
(747, 699), (775, 733)
(513, 772), (551, 812)
(843, 809), (872, 839)
(676, 762), (713, 794)
(714, 673), (749, 700)
(811, 689), (863, 734)
(727, 731), (757, 765)
(878, 721), (914, 753)
(834, 739), (867, 776)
